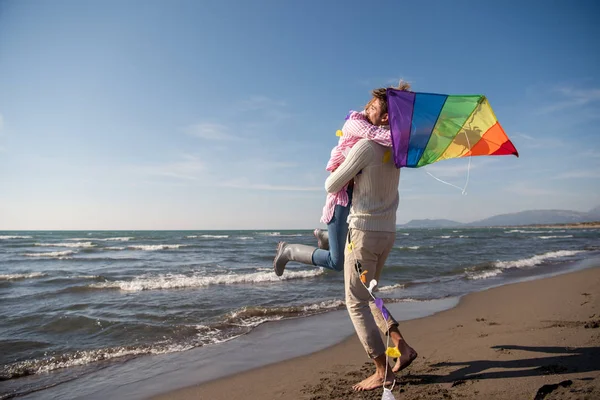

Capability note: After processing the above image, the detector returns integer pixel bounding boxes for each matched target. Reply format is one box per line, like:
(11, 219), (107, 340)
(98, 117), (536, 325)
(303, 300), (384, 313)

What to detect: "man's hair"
(370, 79), (412, 115)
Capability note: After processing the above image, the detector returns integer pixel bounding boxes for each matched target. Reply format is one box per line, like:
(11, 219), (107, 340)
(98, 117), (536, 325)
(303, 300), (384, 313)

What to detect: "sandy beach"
(153, 267), (600, 400)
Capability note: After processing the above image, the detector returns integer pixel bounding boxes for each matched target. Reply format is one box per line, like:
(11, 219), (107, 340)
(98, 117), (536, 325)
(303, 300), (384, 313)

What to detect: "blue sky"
(1, 0), (599, 230)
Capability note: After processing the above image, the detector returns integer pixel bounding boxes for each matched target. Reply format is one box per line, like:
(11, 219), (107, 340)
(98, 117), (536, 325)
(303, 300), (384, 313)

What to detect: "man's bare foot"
(392, 347), (418, 372)
(352, 372), (395, 391)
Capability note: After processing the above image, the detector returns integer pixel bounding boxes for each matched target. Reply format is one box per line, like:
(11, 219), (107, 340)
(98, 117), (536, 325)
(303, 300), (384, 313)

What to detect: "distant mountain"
(466, 209), (594, 227)
(589, 205), (600, 217)
(398, 206), (600, 228)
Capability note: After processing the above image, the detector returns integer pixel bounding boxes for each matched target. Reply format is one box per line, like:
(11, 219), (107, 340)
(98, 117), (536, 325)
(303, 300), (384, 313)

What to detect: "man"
(324, 86), (417, 391)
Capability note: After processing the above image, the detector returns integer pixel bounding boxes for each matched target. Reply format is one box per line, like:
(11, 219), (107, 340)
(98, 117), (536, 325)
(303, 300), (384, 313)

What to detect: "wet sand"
(153, 267), (600, 400)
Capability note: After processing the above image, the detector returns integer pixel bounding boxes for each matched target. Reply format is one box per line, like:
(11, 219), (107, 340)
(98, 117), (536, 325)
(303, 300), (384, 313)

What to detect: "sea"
(1, 227), (599, 399)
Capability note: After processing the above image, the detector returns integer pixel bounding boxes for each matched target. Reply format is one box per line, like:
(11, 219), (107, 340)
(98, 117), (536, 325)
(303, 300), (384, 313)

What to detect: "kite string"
(424, 121), (473, 195)
(424, 166), (469, 194)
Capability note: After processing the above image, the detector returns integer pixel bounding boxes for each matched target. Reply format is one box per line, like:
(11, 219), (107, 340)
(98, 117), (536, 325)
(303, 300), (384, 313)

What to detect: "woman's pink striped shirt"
(320, 111), (392, 224)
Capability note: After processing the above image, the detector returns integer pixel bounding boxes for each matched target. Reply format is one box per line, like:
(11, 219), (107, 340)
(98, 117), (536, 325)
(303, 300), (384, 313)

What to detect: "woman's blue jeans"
(312, 187), (353, 271)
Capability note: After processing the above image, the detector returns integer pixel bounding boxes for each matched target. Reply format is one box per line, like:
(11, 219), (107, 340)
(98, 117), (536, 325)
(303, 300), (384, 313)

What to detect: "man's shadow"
(404, 345), (600, 384)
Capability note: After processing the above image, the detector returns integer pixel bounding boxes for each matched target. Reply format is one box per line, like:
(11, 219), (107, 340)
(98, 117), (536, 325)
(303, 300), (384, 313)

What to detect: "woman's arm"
(325, 140), (373, 194)
(343, 115), (392, 147)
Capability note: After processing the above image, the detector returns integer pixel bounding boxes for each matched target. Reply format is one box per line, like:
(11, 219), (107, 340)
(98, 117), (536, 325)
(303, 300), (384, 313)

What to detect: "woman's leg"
(312, 189), (352, 271)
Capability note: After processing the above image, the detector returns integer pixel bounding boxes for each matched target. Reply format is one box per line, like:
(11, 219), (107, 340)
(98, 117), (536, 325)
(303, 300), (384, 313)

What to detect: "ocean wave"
(238, 236), (254, 240)
(494, 250), (584, 269)
(39, 276), (105, 290)
(56, 256), (141, 263)
(0, 235), (32, 240)
(223, 307), (286, 328)
(439, 235), (451, 239)
(0, 272), (46, 281)
(388, 297), (421, 303)
(300, 299), (345, 312)
(36, 242), (95, 248)
(199, 235), (229, 239)
(0, 298), (347, 382)
(201, 300), (347, 343)
(74, 275), (103, 280)
(505, 229), (550, 234)
(66, 237), (134, 242)
(0, 342), (195, 381)
(128, 244), (186, 251)
(192, 325), (238, 345)
(537, 235), (574, 239)
(59, 284), (108, 294)
(89, 269), (325, 291)
(48, 274), (104, 280)
(467, 269), (503, 280)
(395, 245), (421, 250)
(39, 314), (108, 334)
(105, 246), (126, 250)
(378, 283), (405, 292)
(225, 300), (345, 326)
(0, 294), (415, 384)
(0, 298), (342, 383)
(227, 315), (284, 328)
(24, 250), (76, 258)
(260, 232), (281, 236)
(465, 250), (585, 280)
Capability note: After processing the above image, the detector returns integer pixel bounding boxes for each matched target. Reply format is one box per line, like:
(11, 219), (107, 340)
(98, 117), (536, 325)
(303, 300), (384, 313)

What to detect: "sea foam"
(378, 283), (405, 292)
(494, 250), (584, 269)
(36, 242), (95, 248)
(66, 237), (134, 242)
(467, 249), (585, 280)
(24, 250), (76, 258)
(199, 235), (229, 239)
(538, 235), (574, 239)
(0, 272), (46, 281)
(128, 244), (186, 251)
(90, 269), (325, 291)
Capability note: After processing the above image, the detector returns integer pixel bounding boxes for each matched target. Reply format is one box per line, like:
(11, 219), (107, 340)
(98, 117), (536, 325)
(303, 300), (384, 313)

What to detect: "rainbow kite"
(387, 89), (518, 168)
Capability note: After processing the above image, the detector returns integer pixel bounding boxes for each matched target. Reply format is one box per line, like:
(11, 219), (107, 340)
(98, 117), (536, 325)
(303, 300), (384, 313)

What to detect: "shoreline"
(396, 222), (600, 230)
(12, 257), (600, 400)
(18, 298), (460, 400)
(153, 265), (600, 400)
(495, 222), (600, 229)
